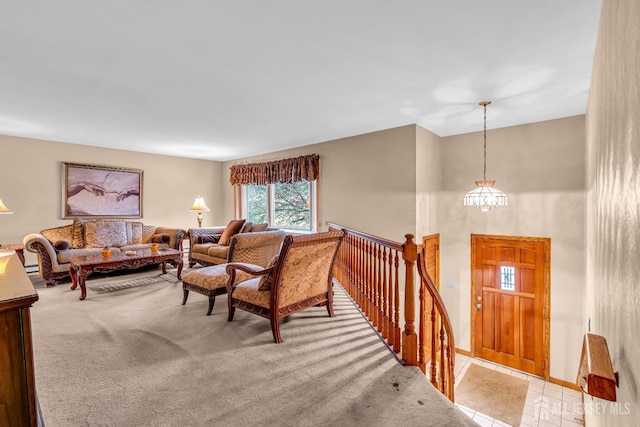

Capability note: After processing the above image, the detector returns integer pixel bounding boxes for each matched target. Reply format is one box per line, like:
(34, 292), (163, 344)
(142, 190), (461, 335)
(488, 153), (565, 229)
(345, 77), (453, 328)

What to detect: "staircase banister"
(326, 222), (403, 252)
(326, 221), (456, 402)
(416, 251), (455, 353)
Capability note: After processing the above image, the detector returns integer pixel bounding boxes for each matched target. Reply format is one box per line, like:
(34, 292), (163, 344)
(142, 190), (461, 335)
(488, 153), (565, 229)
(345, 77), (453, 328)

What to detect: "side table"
(0, 253), (40, 426)
(0, 244), (25, 266)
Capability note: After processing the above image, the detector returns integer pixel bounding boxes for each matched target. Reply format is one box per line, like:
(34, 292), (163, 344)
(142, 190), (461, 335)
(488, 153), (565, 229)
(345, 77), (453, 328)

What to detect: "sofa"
(187, 219), (285, 268)
(24, 219), (186, 286)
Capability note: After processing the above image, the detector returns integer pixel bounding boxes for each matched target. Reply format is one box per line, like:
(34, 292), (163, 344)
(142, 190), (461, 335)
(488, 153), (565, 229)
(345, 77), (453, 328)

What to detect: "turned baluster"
(386, 248), (394, 346)
(347, 235), (355, 295)
(381, 247), (389, 340)
(361, 239), (368, 318)
(418, 274), (427, 374)
(361, 237), (368, 315)
(447, 341), (455, 401)
(356, 236), (364, 309)
(430, 300), (438, 384)
(393, 250), (401, 353)
(375, 244), (382, 332)
(439, 325), (446, 394)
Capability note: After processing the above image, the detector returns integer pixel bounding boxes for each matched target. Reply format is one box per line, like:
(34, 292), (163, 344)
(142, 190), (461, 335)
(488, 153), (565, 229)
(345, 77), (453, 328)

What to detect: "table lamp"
(190, 196), (210, 227)
(0, 198), (13, 214)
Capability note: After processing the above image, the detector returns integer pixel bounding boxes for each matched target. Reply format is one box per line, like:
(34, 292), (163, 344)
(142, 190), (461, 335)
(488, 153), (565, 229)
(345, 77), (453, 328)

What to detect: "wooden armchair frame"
(225, 230), (345, 343)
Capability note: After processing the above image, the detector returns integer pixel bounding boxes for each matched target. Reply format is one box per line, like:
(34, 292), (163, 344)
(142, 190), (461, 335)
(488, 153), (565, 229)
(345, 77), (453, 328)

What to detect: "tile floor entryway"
(454, 354), (585, 427)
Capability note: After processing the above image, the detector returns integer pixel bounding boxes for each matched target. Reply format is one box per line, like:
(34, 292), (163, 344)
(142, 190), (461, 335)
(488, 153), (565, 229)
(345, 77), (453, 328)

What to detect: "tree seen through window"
(245, 180), (313, 231)
(246, 185), (267, 224)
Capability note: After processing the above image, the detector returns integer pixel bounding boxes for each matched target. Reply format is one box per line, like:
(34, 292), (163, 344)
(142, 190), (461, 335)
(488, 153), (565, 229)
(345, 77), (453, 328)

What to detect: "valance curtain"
(229, 154), (320, 185)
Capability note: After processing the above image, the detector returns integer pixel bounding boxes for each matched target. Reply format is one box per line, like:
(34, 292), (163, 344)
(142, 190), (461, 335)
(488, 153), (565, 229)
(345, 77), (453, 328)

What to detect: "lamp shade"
(463, 180), (508, 212)
(0, 198), (13, 214)
(190, 196), (210, 212)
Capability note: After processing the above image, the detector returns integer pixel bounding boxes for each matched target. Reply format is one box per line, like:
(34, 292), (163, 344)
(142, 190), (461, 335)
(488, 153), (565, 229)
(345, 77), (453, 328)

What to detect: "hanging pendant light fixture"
(463, 101), (508, 211)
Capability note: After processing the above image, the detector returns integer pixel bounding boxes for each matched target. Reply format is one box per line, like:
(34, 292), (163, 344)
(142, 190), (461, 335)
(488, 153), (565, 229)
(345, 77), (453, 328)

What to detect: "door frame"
(470, 234), (551, 380)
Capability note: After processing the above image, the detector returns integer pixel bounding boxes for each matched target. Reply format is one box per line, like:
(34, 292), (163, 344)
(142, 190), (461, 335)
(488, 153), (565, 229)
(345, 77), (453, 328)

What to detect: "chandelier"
(463, 101), (508, 211)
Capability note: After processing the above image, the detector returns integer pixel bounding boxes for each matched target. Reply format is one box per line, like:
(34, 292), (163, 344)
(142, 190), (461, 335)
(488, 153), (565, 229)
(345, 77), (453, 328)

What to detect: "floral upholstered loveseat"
(187, 219), (284, 268)
(24, 219), (186, 286)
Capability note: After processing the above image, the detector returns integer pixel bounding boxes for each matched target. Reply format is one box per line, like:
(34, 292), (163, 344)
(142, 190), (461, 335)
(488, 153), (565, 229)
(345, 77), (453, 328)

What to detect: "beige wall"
(221, 125), (418, 242)
(416, 125), (442, 237)
(585, 0), (640, 424)
(440, 115), (586, 383)
(0, 135), (224, 266)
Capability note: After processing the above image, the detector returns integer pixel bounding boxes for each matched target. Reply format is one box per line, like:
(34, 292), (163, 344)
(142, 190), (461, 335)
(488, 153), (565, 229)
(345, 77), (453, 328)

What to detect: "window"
(500, 266), (516, 291)
(242, 180), (317, 232)
(231, 154), (320, 232)
(245, 184), (267, 224)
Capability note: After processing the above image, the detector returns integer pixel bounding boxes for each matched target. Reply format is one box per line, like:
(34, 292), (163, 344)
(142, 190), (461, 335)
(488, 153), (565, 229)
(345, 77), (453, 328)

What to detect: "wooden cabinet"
(0, 253), (39, 427)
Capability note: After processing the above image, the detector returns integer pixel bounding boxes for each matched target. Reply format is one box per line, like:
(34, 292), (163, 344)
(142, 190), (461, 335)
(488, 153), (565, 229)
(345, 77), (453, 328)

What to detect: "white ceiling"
(0, 1), (602, 161)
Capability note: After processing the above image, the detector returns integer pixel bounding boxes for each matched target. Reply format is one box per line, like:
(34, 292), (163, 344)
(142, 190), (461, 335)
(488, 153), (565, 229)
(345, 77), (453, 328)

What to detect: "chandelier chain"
(483, 102), (487, 181)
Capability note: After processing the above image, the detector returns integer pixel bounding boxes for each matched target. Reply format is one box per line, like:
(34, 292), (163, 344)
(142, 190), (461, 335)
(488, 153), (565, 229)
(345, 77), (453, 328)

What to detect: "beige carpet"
(28, 267), (478, 427)
(455, 363), (529, 426)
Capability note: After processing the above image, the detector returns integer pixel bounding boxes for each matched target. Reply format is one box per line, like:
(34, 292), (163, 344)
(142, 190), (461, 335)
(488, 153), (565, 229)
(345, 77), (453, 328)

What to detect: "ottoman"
(181, 264), (255, 315)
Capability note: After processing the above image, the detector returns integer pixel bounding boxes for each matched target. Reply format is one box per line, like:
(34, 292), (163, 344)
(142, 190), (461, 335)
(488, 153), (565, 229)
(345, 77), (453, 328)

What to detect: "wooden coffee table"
(68, 248), (183, 300)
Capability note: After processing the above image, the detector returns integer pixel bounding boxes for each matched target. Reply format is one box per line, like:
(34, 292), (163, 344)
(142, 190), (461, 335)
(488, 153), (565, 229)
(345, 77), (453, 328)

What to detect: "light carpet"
(455, 363), (529, 426)
(28, 267), (478, 427)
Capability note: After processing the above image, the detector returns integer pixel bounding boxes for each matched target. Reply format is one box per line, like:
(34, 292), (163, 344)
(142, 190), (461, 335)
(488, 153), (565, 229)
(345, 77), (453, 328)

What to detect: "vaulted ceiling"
(0, 1), (602, 161)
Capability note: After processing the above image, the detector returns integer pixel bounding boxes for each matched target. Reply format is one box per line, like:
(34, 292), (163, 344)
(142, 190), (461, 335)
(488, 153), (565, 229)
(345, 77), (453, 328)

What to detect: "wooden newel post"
(402, 234), (418, 366)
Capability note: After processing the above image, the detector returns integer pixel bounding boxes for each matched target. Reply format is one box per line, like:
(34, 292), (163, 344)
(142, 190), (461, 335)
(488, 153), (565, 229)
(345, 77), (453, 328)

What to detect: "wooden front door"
(471, 235), (550, 378)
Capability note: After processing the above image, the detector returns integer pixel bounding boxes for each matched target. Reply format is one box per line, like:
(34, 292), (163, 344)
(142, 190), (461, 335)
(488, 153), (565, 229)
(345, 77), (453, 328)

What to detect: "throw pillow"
(151, 233), (170, 244)
(126, 221), (144, 245)
(41, 225), (74, 245)
(53, 240), (71, 251)
(218, 219), (246, 246)
(141, 225), (157, 244)
(196, 234), (220, 244)
(258, 254), (279, 291)
(71, 219), (86, 248)
(250, 223), (268, 232)
(240, 221), (253, 234)
(84, 220), (128, 248)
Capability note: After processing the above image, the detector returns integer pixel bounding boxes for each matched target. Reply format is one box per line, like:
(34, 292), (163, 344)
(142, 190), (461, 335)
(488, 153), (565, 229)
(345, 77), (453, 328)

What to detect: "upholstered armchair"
(181, 229), (286, 315)
(225, 230), (345, 343)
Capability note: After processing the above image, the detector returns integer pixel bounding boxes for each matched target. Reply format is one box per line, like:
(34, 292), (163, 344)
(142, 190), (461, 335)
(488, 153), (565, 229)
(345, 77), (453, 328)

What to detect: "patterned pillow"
(126, 221), (144, 245)
(41, 225), (74, 245)
(71, 219), (86, 248)
(258, 254), (279, 291)
(141, 225), (157, 244)
(84, 220), (128, 248)
(250, 223), (268, 232)
(240, 221), (253, 233)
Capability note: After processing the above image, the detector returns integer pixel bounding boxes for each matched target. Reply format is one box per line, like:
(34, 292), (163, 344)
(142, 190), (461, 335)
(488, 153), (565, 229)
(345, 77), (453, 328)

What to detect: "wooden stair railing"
(327, 222), (404, 354)
(327, 223), (455, 402)
(416, 249), (456, 401)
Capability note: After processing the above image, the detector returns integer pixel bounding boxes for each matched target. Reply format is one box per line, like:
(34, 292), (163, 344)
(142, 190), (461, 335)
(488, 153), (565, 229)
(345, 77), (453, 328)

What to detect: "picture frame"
(62, 162), (143, 219)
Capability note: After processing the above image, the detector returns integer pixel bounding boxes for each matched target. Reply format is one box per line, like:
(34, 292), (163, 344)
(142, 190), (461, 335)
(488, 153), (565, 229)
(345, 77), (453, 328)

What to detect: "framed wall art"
(62, 162), (143, 219)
